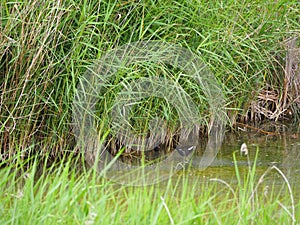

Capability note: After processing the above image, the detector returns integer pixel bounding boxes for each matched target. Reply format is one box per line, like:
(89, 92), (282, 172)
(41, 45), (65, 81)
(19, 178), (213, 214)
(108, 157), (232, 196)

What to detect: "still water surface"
(173, 129), (300, 192)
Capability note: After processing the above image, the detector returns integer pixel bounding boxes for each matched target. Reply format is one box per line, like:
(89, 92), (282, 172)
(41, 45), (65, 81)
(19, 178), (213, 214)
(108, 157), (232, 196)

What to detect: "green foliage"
(1, 0), (299, 156)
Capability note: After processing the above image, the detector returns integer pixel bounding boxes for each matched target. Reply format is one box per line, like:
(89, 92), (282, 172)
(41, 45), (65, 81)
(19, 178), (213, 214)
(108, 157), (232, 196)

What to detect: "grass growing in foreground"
(0, 151), (298, 224)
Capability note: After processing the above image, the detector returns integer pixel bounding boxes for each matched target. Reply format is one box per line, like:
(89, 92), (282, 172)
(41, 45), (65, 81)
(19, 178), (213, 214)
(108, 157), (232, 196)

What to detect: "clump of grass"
(1, 0), (299, 159)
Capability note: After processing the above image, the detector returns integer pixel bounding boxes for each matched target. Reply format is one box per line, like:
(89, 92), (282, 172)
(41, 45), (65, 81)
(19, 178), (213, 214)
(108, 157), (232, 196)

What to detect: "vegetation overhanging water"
(1, 0), (300, 224)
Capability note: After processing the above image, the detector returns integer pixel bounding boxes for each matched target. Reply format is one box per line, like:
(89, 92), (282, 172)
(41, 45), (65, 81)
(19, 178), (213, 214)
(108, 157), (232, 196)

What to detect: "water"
(176, 129), (300, 190)
(221, 132), (298, 174)
(96, 125), (300, 190)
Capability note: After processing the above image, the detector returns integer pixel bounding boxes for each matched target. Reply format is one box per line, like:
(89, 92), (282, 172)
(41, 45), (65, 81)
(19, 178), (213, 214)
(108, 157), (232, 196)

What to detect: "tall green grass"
(1, 0), (299, 157)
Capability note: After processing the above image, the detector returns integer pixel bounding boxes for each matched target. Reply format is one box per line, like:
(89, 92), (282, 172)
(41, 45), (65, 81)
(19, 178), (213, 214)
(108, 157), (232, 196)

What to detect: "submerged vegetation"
(0, 0), (300, 223)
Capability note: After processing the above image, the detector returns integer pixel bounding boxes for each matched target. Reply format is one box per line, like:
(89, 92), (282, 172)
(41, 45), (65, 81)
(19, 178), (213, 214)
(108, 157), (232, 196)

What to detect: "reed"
(1, 0), (299, 158)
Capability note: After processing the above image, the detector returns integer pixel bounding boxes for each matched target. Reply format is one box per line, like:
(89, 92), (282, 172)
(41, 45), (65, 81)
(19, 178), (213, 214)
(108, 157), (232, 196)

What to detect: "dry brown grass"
(246, 37), (300, 122)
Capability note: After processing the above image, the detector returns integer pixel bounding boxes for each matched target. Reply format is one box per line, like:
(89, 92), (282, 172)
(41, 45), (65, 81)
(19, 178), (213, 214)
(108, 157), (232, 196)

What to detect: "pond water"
(98, 123), (300, 193)
(171, 125), (300, 194)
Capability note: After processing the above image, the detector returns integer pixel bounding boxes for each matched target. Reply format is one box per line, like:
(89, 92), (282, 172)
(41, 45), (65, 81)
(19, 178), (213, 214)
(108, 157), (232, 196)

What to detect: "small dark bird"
(175, 145), (196, 157)
(154, 145), (161, 152)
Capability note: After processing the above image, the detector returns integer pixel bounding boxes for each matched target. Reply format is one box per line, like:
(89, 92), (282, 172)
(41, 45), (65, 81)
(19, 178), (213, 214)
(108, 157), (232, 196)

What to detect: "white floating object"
(240, 143), (248, 156)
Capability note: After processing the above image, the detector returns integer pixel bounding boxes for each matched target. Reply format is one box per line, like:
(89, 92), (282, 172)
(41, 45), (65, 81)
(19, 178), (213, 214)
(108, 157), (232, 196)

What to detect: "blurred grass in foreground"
(0, 149), (297, 224)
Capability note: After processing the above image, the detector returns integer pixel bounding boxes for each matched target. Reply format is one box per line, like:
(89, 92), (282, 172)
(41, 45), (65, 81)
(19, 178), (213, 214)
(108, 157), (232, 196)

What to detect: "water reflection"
(185, 128), (300, 189)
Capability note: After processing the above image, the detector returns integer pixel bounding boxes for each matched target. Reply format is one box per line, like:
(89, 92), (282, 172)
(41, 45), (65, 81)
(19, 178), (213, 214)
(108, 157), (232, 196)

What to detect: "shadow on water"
(86, 122), (300, 192)
(8, 123), (299, 193)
